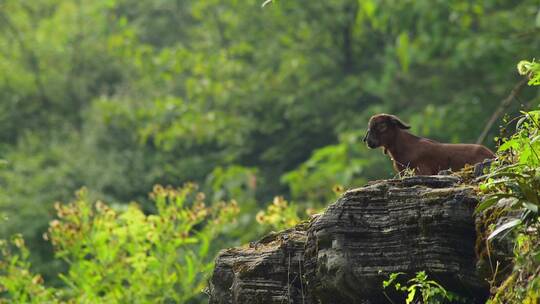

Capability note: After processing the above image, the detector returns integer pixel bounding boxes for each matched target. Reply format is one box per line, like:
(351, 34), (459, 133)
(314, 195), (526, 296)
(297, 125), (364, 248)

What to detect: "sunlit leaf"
(522, 201), (539, 214)
(487, 219), (522, 240)
(261, 0), (273, 7)
(475, 197), (499, 214)
(406, 287), (416, 304)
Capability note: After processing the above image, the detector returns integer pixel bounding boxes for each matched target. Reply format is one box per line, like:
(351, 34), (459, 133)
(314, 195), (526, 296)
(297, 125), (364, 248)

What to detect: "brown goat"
(363, 114), (495, 175)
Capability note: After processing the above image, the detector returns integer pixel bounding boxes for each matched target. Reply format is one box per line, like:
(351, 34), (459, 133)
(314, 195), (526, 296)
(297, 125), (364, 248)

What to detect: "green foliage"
(0, 235), (59, 304)
(255, 196), (301, 231)
(205, 166), (258, 203)
(0, 0), (138, 142)
(477, 115), (540, 302)
(202, 165), (268, 244)
(517, 60), (540, 86)
(477, 64), (540, 303)
(281, 132), (375, 205)
(477, 110), (540, 236)
(382, 271), (460, 304)
(486, 220), (540, 304)
(1, 0), (540, 299)
(0, 185), (239, 303)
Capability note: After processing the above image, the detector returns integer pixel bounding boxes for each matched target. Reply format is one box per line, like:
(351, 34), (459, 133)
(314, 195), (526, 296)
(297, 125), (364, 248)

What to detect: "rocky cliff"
(208, 176), (490, 304)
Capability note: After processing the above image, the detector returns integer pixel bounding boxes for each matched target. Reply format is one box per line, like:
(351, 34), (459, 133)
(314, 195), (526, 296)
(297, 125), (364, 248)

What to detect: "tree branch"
(476, 78), (528, 145)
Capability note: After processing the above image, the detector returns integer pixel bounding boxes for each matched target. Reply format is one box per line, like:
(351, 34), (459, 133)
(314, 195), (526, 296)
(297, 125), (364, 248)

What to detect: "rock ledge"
(208, 176), (489, 304)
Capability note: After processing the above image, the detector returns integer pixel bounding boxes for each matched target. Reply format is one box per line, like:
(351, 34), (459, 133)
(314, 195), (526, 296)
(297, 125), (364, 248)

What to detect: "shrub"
(255, 196), (301, 231)
(476, 60), (540, 303)
(0, 184), (239, 303)
(382, 271), (461, 304)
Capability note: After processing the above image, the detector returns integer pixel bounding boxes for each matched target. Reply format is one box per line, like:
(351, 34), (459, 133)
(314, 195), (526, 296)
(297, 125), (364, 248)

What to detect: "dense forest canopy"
(0, 0), (540, 302)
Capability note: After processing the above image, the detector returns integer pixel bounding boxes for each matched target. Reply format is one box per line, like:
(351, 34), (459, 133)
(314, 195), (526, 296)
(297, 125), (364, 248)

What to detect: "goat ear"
(390, 115), (410, 129)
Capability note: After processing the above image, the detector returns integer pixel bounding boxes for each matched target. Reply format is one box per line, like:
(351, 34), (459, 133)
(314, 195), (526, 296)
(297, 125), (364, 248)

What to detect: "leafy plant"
(0, 235), (59, 304)
(486, 219), (540, 304)
(255, 196), (301, 231)
(517, 59), (540, 86)
(0, 185), (239, 303)
(476, 60), (540, 303)
(281, 130), (391, 206)
(476, 110), (540, 238)
(382, 271), (458, 304)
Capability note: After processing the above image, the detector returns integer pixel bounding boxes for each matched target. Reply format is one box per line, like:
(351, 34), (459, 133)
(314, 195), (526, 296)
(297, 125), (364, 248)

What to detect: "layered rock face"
(208, 176), (489, 304)
(208, 227), (310, 304)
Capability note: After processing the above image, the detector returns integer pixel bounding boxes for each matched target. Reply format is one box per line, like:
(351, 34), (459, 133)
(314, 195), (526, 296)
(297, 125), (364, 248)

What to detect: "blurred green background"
(0, 0), (539, 296)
